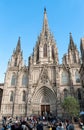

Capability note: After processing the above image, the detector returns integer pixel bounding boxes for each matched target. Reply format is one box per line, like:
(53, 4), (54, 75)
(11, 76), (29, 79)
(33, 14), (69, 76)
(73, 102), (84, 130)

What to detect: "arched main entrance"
(31, 86), (56, 115)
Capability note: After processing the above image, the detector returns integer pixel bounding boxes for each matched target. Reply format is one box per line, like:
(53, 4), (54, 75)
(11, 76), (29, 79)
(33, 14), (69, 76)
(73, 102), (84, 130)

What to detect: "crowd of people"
(1, 115), (78, 130)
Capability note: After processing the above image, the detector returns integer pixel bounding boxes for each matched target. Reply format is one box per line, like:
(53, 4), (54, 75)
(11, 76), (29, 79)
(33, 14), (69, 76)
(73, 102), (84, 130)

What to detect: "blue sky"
(0, 0), (84, 82)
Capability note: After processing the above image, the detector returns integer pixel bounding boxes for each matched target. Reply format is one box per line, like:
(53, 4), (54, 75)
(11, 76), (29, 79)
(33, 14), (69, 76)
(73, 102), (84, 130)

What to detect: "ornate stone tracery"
(41, 70), (48, 84)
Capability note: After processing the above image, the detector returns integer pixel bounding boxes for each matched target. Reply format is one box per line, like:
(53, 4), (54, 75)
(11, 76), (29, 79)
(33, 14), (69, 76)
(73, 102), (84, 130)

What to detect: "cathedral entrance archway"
(32, 86), (56, 115)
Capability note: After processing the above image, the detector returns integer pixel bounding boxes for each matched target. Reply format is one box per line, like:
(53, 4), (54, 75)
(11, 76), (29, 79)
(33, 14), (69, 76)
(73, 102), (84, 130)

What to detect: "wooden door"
(41, 105), (50, 115)
(46, 105), (50, 114)
(41, 105), (45, 116)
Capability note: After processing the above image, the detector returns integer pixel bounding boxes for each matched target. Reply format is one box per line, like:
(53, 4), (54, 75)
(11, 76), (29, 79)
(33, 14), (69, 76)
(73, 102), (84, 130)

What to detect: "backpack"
(56, 126), (63, 130)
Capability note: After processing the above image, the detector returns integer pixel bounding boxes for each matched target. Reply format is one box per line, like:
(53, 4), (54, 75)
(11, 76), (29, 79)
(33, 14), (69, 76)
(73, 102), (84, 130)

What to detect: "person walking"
(56, 122), (64, 130)
(36, 121), (43, 130)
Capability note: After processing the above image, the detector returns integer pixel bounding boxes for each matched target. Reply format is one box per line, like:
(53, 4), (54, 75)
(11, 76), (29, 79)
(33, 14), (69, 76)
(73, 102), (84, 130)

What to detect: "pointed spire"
(16, 37), (21, 52)
(69, 33), (76, 50)
(42, 8), (49, 33)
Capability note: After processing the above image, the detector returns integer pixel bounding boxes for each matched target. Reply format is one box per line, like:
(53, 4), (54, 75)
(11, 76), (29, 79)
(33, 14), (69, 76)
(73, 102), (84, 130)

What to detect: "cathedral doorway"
(41, 105), (50, 116)
(32, 86), (57, 115)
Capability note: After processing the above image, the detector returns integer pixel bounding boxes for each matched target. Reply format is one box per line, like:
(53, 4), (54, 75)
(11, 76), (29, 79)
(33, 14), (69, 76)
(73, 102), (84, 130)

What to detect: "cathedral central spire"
(42, 8), (49, 33)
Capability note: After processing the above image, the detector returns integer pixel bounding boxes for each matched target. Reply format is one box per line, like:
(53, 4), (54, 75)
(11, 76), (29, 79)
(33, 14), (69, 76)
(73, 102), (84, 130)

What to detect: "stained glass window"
(22, 75), (28, 86)
(11, 74), (16, 86)
(43, 44), (47, 57)
(61, 71), (69, 85)
(75, 71), (80, 83)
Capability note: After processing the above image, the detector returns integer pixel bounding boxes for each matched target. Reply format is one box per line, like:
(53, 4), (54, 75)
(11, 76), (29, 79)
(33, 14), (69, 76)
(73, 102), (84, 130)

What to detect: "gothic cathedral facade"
(1, 9), (82, 117)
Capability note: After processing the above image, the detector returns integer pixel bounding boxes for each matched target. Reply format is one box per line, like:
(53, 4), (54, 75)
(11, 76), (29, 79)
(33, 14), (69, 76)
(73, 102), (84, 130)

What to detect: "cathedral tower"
(27, 8), (59, 116)
(1, 37), (28, 117)
(30, 8), (59, 65)
(62, 33), (80, 65)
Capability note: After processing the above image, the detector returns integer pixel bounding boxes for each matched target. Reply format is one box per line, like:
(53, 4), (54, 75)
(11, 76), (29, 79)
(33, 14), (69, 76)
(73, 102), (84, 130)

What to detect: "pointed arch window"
(52, 45), (55, 59)
(22, 91), (26, 102)
(75, 70), (80, 83)
(43, 44), (47, 57)
(61, 71), (69, 85)
(45, 31), (48, 39)
(37, 46), (39, 61)
(72, 52), (76, 63)
(11, 74), (16, 86)
(22, 75), (28, 86)
(10, 91), (14, 102)
(14, 58), (17, 66)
